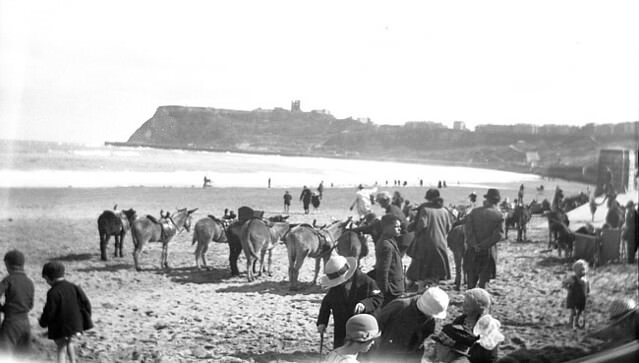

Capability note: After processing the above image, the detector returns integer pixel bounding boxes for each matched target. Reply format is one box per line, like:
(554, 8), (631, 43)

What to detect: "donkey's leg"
(114, 235), (121, 258)
(133, 244), (143, 272)
(194, 241), (204, 270)
(100, 234), (110, 261)
(201, 242), (210, 270)
(162, 243), (170, 269)
(258, 247), (267, 277)
(267, 248), (274, 276)
(291, 251), (308, 290)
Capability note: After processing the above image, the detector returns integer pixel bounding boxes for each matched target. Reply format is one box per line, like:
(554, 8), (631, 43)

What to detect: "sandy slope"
(0, 185), (635, 362)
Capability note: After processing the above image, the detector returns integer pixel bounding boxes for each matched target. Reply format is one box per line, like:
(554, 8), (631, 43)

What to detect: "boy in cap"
(0, 250), (34, 354)
(371, 286), (450, 362)
(317, 255), (383, 349)
(464, 188), (504, 289)
(374, 214), (405, 306)
(324, 314), (381, 363)
(39, 261), (93, 363)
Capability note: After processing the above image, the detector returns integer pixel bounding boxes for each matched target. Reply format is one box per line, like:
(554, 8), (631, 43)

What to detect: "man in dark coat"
(374, 214), (405, 306)
(464, 189), (504, 289)
(623, 201), (637, 264)
(406, 188), (453, 290)
(317, 255), (383, 349)
(299, 186), (312, 214)
(369, 287), (449, 363)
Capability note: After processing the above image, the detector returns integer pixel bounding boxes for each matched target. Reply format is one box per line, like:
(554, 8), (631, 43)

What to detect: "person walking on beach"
(317, 181), (324, 200)
(350, 184), (378, 220)
(300, 186), (312, 214)
(316, 255), (383, 349)
(0, 250), (34, 355)
(376, 192), (410, 256)
(464, 189), (504, 289)
(517, 184), (525, 206)
(39, 261), (93, 363)
(406, 188), (453, 291)
(283, 191), (292, 213)
(268, 177), (271, 188)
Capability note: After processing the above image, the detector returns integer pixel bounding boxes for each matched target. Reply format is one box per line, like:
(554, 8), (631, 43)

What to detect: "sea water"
(0, 139), (541, 189)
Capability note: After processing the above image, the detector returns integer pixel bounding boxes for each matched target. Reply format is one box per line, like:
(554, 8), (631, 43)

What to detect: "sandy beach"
(0, 184), (636, 362)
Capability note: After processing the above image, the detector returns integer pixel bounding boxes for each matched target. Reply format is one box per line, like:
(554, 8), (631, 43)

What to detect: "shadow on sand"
(76, 263), (133, 272)
(55, 252), (95, 262)
(537, 255), (571, 267)
(231, 350), (319, 363)
(156, 266), (232, 284)
(215, 280), (323, 296)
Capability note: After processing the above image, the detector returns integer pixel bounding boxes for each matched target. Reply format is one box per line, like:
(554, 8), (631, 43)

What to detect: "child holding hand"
(562, 259), (590, 329)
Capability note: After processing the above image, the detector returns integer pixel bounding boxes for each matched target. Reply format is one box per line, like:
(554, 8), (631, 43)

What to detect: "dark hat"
(4, 250), (25, 267)
(425, 188), (440, 201)
(357, 184), (364, 189)
(432, 324), (478, 357)
(380, 214), (399, 228)
(484, 188), (501, 203)
(42, 261), (65, 279)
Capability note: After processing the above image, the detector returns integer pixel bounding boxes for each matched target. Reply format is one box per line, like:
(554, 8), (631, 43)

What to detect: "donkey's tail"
(192, 228), (198, 246)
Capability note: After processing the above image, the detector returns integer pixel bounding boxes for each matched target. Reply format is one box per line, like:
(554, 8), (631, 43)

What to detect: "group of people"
(0, 250), (93, 363)
(285, 182), (325, 214)
(315, 186), (512, 362)
(318, 253), (504, 363)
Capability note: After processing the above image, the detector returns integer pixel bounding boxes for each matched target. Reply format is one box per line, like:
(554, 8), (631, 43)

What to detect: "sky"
(1, 0), (638, 145)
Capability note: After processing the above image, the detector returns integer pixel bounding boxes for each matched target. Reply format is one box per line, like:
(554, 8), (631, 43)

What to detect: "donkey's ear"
(113, 204), (118, 210)
(188, 208), (199, 214)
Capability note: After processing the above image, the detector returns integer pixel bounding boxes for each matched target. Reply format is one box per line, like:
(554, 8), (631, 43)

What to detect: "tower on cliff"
(291, 100), (301, 112)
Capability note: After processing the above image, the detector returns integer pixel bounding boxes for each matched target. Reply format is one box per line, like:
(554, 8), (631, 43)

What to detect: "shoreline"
(105, 141), (585, 183)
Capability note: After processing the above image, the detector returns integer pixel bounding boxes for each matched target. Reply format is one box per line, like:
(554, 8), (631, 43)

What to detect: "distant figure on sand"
(202, 176), (211, 188)
(283, 191), (292, 213)
(268, 177), (271, 188)
(317, 181), (324, 200)
(349, 184), (378, 220)
(311, 192), (321, 211)
(517, 184), (524, 206)
(300, 186), (312, 214)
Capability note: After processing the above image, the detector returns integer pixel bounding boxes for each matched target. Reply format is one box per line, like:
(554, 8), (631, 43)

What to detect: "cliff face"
(124, 106), (638, 181)
(128, 106), (365, 153)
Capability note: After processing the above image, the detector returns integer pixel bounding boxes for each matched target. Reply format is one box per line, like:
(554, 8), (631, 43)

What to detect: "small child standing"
(0, 250), (35, 355)
(562, 259), (590, 329)
(39, 261), (93, 363)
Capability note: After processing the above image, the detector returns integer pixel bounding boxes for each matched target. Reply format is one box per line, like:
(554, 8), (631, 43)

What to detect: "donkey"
(131, 208), (197, 271)
(505, 204), (532, 242)
(240, 217), (290, 282)
(284, 217), (351, 291)
(191, 214), (229, 270)
(97, 206), (136, 261)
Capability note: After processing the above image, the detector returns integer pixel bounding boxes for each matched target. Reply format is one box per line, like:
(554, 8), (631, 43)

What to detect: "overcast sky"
(1, 0), (638, 144)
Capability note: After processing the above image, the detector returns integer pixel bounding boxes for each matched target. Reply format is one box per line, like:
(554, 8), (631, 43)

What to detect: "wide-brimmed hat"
(609, 298), (637, 325)
(416, 286), (449, 319)
(345, 314), (381, 343)
(484, 188), (501, 203)
(425, 188), (440, 201)
(319, 256), (358, 289)
(432, 323), (478, 357)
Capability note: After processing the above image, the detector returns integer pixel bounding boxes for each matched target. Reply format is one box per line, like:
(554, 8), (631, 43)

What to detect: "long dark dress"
(406, 202), (452, 282)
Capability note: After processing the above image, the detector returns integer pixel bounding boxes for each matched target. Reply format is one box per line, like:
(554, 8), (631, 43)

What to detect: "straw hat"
(416, 286), (449, 319)
(609, 298), (637, 325)
(319, 255), (358, 289)
(345, 314), (381, 343)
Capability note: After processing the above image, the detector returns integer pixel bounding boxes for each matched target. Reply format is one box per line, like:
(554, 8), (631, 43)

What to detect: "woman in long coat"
(407, 189), (452, 289)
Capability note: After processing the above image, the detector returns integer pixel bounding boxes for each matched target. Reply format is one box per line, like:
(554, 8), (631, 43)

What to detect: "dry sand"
(0, 184), (636, 362)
